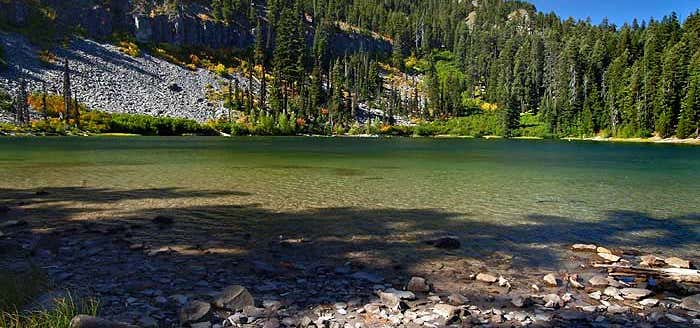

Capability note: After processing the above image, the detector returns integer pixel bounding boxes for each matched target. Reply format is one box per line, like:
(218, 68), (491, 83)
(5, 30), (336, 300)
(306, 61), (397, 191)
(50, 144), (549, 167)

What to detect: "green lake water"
(1, 137), (699, 266)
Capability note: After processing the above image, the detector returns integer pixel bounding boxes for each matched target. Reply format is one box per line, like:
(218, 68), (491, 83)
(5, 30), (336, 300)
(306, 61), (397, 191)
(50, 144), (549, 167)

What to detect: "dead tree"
(15, 79), (29, 126)
(42, 81), (48, 121)
(63, 59), (72, 124)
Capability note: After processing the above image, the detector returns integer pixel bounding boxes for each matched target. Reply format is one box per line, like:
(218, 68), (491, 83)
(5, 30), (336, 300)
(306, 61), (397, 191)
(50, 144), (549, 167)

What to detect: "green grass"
(0, 294), (99, 328)
(1, 266), (98, 328)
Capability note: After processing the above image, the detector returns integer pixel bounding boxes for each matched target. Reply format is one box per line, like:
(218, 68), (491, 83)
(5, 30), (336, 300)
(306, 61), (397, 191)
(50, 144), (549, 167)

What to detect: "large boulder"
(212, 285), (254, 311)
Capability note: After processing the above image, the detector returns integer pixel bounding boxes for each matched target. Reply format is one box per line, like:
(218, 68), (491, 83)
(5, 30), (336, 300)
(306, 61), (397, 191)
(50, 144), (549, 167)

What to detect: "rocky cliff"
(0, 0), (390, 54)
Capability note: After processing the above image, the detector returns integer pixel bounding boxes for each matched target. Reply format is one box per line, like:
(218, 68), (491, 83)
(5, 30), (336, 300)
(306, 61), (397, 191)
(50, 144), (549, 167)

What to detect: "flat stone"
(476, 273), (498, 283)
(572, 244), (597, 252)
(179, 300), (211, 323)
(589, 275), (609, 287)
(681, 294), (700, 312)
(588, 291), (602, 300)
(406, 277), (429, 292)
(606, 304), (629, 314)
(665, 257), (691, 269)
(384, 288), (416, 300)
(69, 315), (138, 328)
(433, 304), (459, 318)
(620, 288), (652, 300)
(639, 298), (659, 307)
(597, 246), (613, 254)
(212, 285), (254, 311)
(604, 287), (623, 300)
(543, 273), (558, 287)
(665, 313), (688, 323)
(597, 252), (621, 262)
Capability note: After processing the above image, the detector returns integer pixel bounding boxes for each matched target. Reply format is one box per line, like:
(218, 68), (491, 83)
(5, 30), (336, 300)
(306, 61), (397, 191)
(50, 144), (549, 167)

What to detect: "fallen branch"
(593, 264), (700, 284)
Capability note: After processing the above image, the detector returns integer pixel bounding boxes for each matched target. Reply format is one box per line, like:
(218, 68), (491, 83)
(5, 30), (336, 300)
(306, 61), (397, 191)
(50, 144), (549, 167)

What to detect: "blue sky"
(529, 0), (699, 25)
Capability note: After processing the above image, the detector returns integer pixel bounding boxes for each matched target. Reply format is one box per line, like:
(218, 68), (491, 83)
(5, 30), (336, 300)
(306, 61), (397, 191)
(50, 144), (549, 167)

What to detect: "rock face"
(69, 315), (138, 328)
(212, 285), (254, 311)
(1, 0), (390, 53)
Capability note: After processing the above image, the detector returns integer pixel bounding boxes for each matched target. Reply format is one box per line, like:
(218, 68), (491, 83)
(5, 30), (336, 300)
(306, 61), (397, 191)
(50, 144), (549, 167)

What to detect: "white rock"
(476, 273), (498, 283)
(639, 298), (659, 307)
(571, 244), (597, 252)
(597, 252), (621, 262)
(543, 273), (558, 287)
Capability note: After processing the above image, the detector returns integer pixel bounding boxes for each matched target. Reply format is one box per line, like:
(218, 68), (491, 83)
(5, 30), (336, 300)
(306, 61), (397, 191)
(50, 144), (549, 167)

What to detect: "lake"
(1, 137), (699, 268)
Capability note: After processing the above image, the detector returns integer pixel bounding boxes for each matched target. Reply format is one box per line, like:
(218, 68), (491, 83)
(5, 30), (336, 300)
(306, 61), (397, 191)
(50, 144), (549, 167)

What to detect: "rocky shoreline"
(1, 197), (699, 328)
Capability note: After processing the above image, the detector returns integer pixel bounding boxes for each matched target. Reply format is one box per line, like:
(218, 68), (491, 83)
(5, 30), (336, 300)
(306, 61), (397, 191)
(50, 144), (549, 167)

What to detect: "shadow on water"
(1, 186), (699, 325)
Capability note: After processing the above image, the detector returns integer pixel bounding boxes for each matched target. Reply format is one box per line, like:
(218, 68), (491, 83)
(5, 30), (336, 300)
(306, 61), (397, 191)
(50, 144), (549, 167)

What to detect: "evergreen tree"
(677, 50), (700, 138)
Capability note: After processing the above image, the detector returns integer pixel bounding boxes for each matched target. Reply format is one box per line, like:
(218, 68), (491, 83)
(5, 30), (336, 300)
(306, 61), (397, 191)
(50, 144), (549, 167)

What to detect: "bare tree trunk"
(63, 60), (72, 125)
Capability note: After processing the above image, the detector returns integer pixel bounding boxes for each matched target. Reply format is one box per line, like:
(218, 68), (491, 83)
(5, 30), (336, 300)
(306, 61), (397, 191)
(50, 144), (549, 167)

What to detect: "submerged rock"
(69, 315), (138, 328)
(152, 215), (174, 225)
(426, 236), (461, 249)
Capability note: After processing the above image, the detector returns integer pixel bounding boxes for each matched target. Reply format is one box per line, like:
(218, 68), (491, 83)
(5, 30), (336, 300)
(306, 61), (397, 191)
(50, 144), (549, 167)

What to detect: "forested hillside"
(208, 0), (700, 138)
(1, 0), (700, 138)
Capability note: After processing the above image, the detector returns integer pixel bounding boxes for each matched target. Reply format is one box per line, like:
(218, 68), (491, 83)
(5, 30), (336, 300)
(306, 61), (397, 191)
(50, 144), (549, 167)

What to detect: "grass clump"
(0, 294), (99, 328)
(1, 267), (98, 328)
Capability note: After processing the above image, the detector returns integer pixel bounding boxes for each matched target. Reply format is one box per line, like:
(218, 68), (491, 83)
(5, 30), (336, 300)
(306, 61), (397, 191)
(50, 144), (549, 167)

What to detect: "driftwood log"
(593, 264), (700, 284)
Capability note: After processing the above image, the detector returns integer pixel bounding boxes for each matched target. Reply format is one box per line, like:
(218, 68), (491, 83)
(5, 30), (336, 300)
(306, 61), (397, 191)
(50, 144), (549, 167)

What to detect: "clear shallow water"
(1, 137), (699, 265)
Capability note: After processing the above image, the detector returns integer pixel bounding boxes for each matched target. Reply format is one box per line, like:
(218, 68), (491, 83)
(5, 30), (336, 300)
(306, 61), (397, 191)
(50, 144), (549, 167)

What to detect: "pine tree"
(655, 41), (688, 137)
(677, 50), (700, 138)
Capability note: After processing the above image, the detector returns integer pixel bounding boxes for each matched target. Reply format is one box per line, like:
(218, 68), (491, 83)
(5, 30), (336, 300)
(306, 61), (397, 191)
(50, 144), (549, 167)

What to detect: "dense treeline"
(204, 0), (700, 138)
(3, 0), (699, 138)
